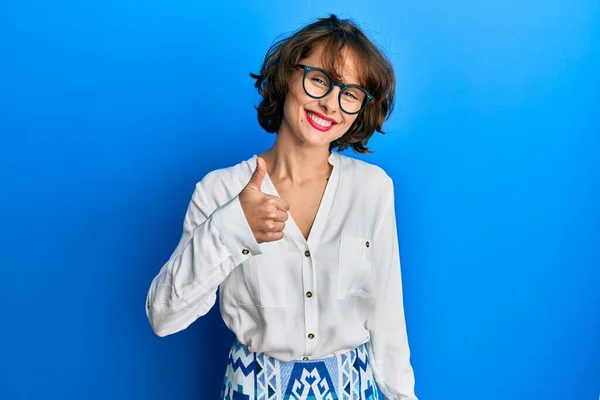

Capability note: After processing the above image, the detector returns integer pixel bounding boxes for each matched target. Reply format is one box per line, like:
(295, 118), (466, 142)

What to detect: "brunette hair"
(250, 14), (396, 154)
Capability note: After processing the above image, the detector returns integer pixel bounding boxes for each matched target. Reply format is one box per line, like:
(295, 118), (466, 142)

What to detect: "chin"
(299, 128), (339, 147)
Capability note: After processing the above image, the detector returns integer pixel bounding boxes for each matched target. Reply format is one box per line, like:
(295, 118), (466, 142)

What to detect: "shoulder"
(199, 157), (251, 187)
(192, 155), (254, 204)
(336, 152), (394, 196)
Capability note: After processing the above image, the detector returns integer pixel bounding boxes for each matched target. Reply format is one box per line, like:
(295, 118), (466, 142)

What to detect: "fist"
(239, 157), (290, 243)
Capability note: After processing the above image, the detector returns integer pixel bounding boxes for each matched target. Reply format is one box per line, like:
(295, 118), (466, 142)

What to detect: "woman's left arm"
(365, 176), (419, 400)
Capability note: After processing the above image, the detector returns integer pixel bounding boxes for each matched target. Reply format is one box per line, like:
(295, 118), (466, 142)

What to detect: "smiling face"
(278, 43), (362, 149)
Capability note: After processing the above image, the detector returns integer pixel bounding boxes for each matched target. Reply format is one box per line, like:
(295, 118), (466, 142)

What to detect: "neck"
(260, 133), (333, 185)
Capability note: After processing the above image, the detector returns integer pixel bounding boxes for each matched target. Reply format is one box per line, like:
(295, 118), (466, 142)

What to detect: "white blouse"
(145, 151), (418, 400)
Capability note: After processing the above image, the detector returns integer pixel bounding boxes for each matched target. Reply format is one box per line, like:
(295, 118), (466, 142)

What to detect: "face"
(278, 43), (362, 148)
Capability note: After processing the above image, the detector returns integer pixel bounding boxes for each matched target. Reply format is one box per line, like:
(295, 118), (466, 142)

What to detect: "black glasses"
(294, 64), (373, 115)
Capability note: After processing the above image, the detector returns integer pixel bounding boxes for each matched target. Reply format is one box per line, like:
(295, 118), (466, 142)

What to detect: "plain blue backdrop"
(0, 1), (598, 399)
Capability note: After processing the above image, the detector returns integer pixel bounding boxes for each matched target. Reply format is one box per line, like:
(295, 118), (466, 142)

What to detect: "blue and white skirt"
(220, 339), (381, 400)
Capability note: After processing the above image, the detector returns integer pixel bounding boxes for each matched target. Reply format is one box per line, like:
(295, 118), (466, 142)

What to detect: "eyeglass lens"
(303, 69), (367, 114)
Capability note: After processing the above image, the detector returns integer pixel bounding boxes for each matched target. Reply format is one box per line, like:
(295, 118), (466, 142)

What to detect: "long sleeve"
(145, 181), (261, 337)
(365, 176), (418, 400)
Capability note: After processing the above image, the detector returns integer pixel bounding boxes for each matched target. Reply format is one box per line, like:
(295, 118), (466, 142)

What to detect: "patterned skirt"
(220, 339), (381, 400)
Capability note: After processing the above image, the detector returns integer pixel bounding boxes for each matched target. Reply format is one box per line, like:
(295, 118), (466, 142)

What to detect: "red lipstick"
(305, 110), (337, 132)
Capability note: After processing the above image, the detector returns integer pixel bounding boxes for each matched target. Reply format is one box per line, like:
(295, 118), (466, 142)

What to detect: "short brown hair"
(250, 14), (396, 154)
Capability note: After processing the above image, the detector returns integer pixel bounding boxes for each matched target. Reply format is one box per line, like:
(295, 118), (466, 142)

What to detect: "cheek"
(336, 115), (359, 138)
(287, 81), (304, 104)
(282, 96), (296, 122)
(340, 114), (358, 129)
(283, 86), (306, 119)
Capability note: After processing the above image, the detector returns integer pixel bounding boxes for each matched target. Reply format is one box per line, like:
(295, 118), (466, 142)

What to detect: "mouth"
(305, 110), (338, 132)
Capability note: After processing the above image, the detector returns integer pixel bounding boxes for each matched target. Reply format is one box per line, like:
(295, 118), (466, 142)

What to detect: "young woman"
(146, 14), (418, 400)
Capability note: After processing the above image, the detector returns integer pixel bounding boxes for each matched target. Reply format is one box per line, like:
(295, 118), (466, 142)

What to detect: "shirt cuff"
(211, 193), (262, 265)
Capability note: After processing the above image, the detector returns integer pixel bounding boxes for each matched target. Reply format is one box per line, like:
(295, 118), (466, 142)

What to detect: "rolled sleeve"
(212, 193), (262, 265)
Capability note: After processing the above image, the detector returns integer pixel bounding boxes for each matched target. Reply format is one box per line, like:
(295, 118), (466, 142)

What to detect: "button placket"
(302, 246), (317, 355)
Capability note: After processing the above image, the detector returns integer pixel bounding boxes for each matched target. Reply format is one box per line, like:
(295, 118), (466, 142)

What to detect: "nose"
(318, 86), (341, 114)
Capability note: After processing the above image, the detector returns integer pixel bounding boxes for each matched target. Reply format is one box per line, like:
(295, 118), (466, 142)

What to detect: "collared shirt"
(146, 151), (418, 400)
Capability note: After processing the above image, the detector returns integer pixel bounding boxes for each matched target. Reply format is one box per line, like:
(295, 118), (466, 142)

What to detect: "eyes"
(309, 74), (362, 102)
(343, 89), (360, 101)
(298, 64), (371, 113)
(310, 74), (329, 87)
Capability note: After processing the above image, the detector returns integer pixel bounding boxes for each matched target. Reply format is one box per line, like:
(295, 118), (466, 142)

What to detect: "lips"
(305, 110), (338, 132)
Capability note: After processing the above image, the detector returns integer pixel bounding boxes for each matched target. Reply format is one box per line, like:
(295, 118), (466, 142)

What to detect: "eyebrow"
(310, 64), (362, 87)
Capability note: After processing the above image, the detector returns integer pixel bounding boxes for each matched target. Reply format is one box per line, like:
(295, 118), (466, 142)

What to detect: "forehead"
(301, 42), (363, 86)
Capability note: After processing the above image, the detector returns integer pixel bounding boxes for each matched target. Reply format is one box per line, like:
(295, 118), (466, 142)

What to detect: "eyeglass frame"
(294, 64), (374, 115)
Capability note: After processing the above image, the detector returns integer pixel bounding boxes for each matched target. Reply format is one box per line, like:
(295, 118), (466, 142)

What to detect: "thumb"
(247, 156), (266, 190)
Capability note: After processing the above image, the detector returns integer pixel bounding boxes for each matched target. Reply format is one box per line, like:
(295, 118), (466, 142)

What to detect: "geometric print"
(220, 340), (380, 400)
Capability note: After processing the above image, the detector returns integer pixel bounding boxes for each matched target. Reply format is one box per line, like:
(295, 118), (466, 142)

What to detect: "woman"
(146, 14), (418, 400)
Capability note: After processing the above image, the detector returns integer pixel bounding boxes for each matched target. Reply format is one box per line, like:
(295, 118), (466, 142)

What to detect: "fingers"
(240, 157), (292, 243)
(261, 231), (285, 242)
(271, 209), (289, 223)
(262, 220), (286, 233)
(268, 196), (290, 213)
(258, 201), (288, 239)
(246, 157), (266, 191)
(260, 207), (287, 231)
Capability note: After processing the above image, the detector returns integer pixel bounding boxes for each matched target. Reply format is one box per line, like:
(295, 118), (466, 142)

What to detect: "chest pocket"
(235, 242), (289, 307)
(337, 235), (374, 299)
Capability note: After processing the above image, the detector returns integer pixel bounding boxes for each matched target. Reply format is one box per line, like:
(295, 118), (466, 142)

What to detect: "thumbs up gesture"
(239, 157), (290, 243)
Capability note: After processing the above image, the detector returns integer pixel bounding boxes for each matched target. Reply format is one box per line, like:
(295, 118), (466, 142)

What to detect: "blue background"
(0, 1), (598, 399)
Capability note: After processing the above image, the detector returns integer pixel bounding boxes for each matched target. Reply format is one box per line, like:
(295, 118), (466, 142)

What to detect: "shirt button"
(242, 248), (250, 255)
(306, 291), (313, 298)
(308, 333), (315, 339)
(365, 241), (370, 247)
(302, 356), (309, 361)
(304, 250), (311, 257)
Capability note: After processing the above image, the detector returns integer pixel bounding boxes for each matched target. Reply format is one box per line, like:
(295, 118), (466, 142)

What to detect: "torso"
(261, 155), (333, 241)
(274, 176), (330, 241)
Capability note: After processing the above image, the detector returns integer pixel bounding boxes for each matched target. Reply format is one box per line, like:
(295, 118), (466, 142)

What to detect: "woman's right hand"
(239, 157), (290, 243)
